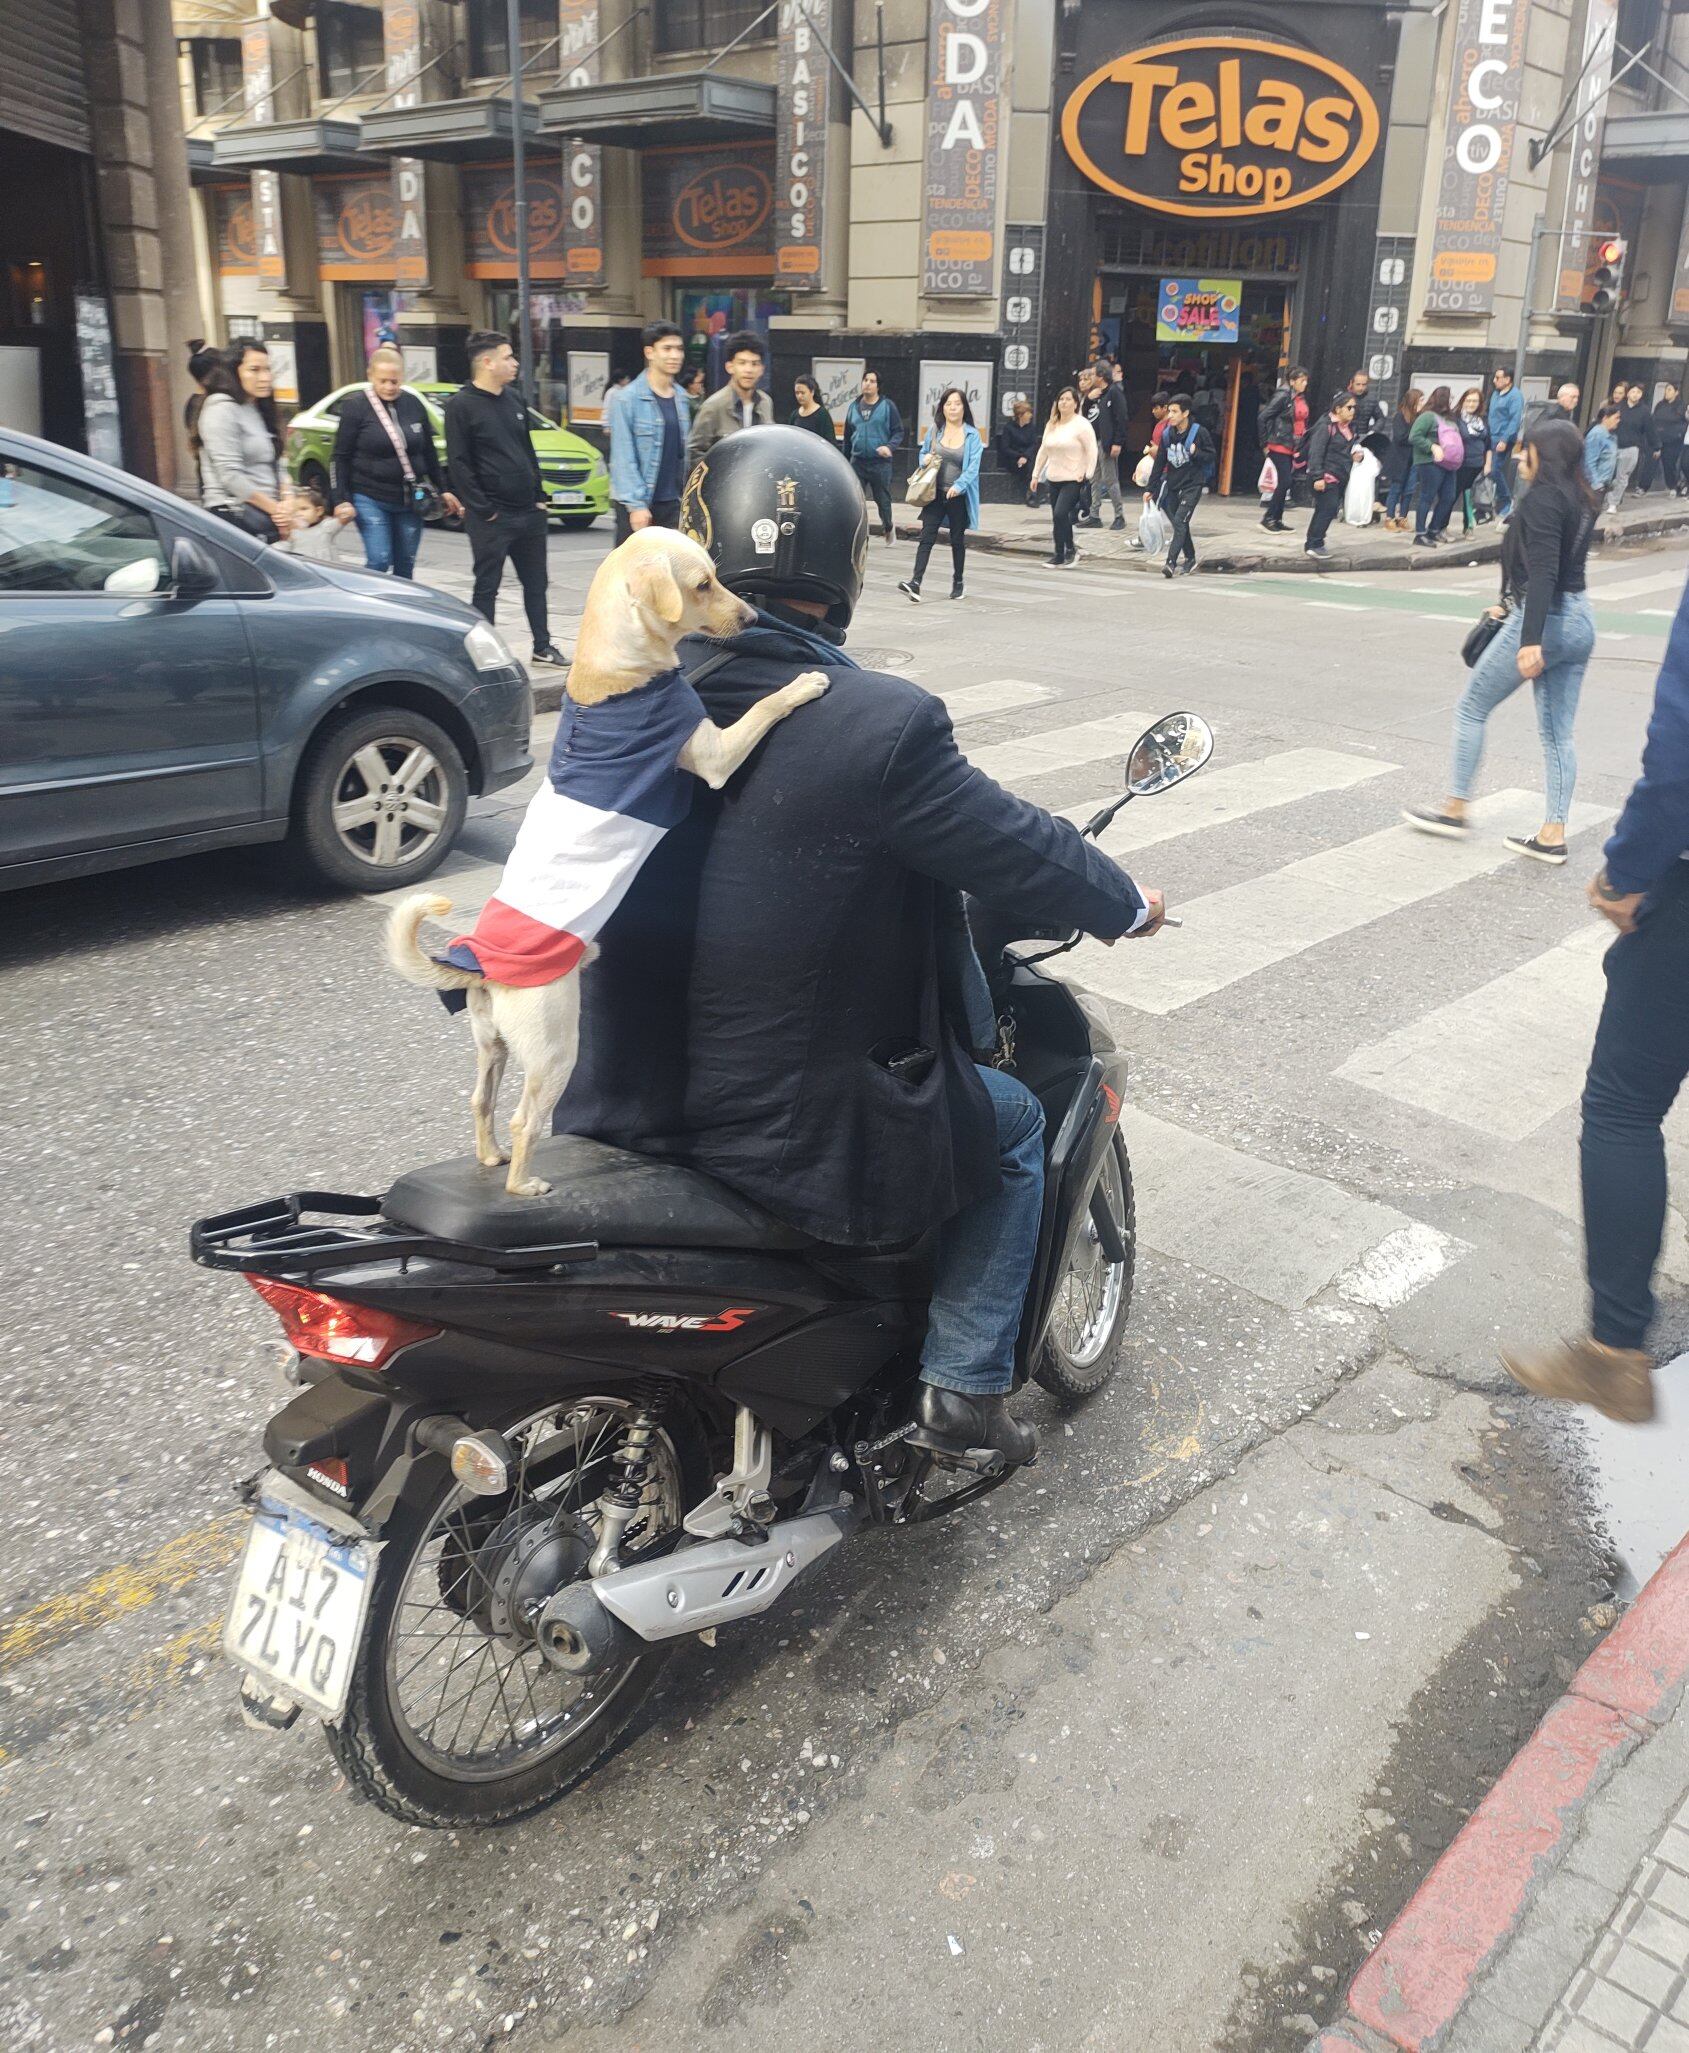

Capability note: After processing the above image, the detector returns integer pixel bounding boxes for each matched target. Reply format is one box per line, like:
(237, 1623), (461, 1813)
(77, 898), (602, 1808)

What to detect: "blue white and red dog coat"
(442, 665), (707, 987)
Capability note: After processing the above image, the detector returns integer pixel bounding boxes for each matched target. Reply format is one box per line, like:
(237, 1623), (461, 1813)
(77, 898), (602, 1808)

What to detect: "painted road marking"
(935, 678), (1056, 721)
(1067, 790), (1613, 1015)
(0, 1514), (243, 1670)
(968, 709), (1153, 785)
(1121, 1107), (1463, 1311)
(1338, 1222), (1468, 1309)
(1334, 923), (1613, 1139)
(1234, 575), (1673, 635)
(1055, 747), (1395, 852)
(1584, 568), (1687, 600)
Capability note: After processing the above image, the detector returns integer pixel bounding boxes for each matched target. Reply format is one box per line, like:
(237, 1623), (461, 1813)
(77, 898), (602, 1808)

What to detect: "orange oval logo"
(672, 163), (772, 252)
(1061, 36), (1380, 219)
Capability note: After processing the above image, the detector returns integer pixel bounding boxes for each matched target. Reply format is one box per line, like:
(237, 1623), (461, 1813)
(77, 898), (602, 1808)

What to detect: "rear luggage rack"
(189, 1191), (598, 1278)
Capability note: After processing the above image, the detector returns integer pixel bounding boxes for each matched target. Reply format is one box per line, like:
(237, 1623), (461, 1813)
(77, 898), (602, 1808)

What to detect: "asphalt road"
(3, 522), (1686, 2052)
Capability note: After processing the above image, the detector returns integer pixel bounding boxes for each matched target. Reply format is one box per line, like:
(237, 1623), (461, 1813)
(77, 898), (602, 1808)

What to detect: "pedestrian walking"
(1438, 387), (1491, 537)
(1303, 392), (1358, 558)
(686, 329), (773, 469)
(996, 397), (1039, 503)
(842, 369), (903, 543)
(1488, 365), (1523, 519)
(1651, 380), (1686, 495)
(1077, 366), (1129, 530)
(1030, 385), (1096, 568)
(1527, 382), (1581, 436)
(330, 345), (461, 578)
(1498, 573), (1689, 1425)
(1146, 394), (1214, 579)
(197, 339), (291, 541)
(1257, 366), (1309, 531)
(606, 319), (691, 542)
(1585, 402), (1621, 502)
(897, 386), (981, 602)
(444, 329), (566, 666)
(788, 373), (837, 441)
(1611, 383), (1650, 507)
(1402, 418), (1598, 864)
(1408, 386), (1462, 546)
(1380, 388), (1421, 530)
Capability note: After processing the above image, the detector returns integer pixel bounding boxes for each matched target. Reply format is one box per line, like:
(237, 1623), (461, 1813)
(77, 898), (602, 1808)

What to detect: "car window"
(0, 460), (169, 596)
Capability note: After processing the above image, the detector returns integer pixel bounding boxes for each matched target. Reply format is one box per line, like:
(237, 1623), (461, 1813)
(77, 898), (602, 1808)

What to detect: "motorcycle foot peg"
(536, 1582), (641, 1676)
(933, 1444), (1006, 1479)
(238, 1675), (301, 1732)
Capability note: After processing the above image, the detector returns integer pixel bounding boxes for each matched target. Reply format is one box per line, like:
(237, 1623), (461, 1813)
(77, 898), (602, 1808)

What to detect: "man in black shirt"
(445, 331), (566, 666)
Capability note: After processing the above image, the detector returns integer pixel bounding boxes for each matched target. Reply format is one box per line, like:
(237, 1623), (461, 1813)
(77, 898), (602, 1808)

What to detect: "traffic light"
(1590, 238), (1628, 313)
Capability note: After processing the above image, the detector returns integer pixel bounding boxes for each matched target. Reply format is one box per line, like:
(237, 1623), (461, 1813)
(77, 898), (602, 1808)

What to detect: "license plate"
(550, 489), (586, 506)
(223, 1497), (376, 1721)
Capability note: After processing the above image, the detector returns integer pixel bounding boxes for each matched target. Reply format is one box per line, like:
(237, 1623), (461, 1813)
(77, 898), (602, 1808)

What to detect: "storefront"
(639, 141), (788, 384)
(1045, 5), (1395, 491)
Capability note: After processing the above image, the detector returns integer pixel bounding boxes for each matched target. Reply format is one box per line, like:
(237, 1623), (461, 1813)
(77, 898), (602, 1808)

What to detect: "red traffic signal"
(1590, 237), (1628, 312)
(1597, 238), (1626, 265)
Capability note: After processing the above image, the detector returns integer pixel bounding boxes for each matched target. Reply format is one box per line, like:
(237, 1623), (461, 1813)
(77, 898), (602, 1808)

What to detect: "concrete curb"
(1313, 1532), (1689, 2052)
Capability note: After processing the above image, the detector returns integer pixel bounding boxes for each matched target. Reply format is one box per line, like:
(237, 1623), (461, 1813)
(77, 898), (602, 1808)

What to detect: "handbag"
(1133, 450), (1156, 489)
(904, 447), (941, 508)
(368, 389), (442, 520)
(1461, 606), (1508, 668)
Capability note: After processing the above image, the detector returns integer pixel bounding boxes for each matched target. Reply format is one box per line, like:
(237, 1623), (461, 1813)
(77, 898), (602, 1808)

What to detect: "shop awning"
(537, 71), (776, 149)
(171, 0), (256, 33)
(1599, 109), (1689, 173)
(358, 94), (541, 162)
(210, 114), (367, 174)
(185, 134), (223, 183)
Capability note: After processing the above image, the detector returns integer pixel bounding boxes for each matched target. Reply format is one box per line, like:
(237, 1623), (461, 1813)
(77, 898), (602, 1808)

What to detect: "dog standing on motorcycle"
(551, 428), (1165, 1469)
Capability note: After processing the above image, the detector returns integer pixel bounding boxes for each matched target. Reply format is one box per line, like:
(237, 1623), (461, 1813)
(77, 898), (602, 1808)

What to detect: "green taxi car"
(284, 379), (610, 528)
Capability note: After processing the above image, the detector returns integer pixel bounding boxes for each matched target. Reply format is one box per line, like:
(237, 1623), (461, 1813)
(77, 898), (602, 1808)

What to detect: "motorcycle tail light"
(246, 1276), (439, 1369)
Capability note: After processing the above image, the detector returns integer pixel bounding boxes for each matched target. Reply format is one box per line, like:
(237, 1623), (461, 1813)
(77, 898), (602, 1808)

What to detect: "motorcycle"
(194, 711), (1213, 1829)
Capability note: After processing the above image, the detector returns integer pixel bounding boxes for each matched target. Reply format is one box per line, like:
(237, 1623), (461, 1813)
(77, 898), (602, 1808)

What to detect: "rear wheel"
(1034, 1132), (1135, 1400)
(328, 1395), (708, 1828)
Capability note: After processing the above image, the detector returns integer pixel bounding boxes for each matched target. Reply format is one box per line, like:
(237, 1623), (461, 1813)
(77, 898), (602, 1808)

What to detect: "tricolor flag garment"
(441, 666), (708, 987)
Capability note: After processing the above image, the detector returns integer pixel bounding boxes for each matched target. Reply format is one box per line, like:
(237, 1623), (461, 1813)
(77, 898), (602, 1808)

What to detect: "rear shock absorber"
(587, 1389), (669, 1579)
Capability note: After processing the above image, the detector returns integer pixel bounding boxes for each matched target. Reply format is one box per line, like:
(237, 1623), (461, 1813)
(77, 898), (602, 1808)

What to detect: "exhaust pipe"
(583, 1497), (862, 1646)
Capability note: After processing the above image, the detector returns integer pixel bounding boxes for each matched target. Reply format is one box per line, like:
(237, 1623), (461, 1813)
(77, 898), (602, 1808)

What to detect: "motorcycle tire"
(1034, 1132), (1135, 1401)
(327, 1391), (710, 1829)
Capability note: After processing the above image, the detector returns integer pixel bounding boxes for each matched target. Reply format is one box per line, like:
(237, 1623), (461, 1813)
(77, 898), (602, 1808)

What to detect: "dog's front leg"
(678, 670), (830, 790)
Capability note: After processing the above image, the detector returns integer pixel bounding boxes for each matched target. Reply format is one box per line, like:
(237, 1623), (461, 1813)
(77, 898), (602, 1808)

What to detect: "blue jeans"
(1384, 467), (1414, 519)
(353, 493), (424, 579)
(1582, 863), (1689, 1349)
(1448, 594), (1595, 822)
(1492, 447), (1515, 518)
(921, 1065), (1045, 1397)
(1413, 465), (1458, 535)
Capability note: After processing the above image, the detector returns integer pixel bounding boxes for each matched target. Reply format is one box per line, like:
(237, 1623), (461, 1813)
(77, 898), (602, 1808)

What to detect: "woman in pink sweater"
(1031, 387), (1098, 567)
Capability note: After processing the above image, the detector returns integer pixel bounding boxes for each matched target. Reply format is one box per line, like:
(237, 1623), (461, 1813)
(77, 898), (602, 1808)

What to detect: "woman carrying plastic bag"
(1343, 445), (1381, 526)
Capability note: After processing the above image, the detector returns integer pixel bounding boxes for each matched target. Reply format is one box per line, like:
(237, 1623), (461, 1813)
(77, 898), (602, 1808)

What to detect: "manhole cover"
(850, 646), (915, 671)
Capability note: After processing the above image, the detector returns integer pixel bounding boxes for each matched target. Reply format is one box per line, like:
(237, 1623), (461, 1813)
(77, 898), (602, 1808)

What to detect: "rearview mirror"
(170, 535), (220, 600)
(1126, 712), (1214, 796)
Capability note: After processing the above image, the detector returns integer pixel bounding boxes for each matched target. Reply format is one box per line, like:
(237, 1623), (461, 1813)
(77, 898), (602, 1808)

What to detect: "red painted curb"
(1340, 1533), (1689, 2052)
(1312, 2032), (1378, 2052)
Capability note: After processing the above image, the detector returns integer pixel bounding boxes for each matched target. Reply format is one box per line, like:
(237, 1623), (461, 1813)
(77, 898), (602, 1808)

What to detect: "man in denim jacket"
(608, 321), (693, 543)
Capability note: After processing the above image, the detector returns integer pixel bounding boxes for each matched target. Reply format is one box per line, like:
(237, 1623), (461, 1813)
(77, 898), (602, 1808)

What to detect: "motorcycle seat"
(383, 1135), (817, 1254)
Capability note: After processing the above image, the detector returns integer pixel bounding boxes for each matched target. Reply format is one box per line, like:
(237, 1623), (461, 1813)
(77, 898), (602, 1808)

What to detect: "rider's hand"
(629, 506), (653, 531)
(1126, 888), (1167, 937)
(1589, 869), (1644, 934)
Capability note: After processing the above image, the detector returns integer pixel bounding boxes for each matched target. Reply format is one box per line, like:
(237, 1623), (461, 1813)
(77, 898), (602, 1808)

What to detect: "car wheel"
(289, 704), (467, 894)
(554, 515), (598, 530)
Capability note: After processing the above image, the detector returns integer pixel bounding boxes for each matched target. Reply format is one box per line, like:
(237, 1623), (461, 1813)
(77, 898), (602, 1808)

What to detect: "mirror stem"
(1082, 791), (1135, 838)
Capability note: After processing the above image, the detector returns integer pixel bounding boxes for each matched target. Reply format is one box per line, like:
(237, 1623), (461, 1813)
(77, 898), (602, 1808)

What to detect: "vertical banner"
(1557, 0), (1617, 305)
(241, 15), (288, 291)
(559, 0), (605, 287)
(774, 0), (830, 289)
(1365, 236), (1413, 409)
(383, 0), (430, 291)
(1673, 198), (1689, 323)
(921, 0), (1007, 298)
(997, 223), (1043, 417)
(1423, 0), (1532, 315)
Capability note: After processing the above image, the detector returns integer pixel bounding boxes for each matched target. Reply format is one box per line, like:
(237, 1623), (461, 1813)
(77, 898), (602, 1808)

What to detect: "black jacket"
(1501, 481), (1594, 646)
(1084, 383), (1130, 453)
(444, 381), (541, 516)
(1349, 393), (1387, 441)
(1652, 397), (1686, 448)
(1305, 412), (1357, 485)
(1617, 401), (1654, 452)
(1148, 421), (1215, 499)
(996, 419), (1039, 473)
(1257, 384), (1303, 451)
(332, 387), (444, 507)
(1384, 408), (1418, 483)
(553, 618), (1145, 1246)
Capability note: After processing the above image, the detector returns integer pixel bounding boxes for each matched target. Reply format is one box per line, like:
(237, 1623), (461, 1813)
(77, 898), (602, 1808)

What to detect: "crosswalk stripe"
(1584, 568), (1686, 600)
(1333, 924), (1611, 1139)
(967, 709), (1153, 785)
(1120, 1106), (1464, 1310)
(1054, 747), (1395, 851)
(932, 678), (1056, 721)
(1067, 790), (1614, 1015)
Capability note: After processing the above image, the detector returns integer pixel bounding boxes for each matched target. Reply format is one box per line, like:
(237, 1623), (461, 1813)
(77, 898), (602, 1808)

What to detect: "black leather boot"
(909, 1384), (1037, 1469)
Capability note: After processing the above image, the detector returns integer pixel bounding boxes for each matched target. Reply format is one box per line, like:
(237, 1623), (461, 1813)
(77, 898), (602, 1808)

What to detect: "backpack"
(1436, 419), (1465, 469)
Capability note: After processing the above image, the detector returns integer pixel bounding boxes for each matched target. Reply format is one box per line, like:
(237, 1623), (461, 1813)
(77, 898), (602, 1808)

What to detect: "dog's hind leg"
(466, 985), (509, 1167)
(500, 979), (581, 1198)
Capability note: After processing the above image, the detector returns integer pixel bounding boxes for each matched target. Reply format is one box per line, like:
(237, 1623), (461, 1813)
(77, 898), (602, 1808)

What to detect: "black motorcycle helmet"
(679, 424), (868, 630)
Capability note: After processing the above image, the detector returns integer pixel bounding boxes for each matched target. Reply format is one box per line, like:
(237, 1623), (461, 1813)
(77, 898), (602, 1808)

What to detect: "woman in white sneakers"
(1030, 385), (1097, 568)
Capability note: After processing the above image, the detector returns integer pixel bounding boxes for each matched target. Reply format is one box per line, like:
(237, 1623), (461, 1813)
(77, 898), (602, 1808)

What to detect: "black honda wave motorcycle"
(195, 712), (1213, 1828)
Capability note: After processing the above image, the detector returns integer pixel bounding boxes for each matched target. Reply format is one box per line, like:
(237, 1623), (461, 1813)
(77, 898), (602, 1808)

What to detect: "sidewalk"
(1312, 1534), (1689, 2053)
(919, 488), (1689, 577)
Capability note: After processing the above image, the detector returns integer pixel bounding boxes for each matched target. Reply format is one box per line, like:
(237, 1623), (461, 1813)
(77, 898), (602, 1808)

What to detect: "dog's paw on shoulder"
(786, 669), (831, 704)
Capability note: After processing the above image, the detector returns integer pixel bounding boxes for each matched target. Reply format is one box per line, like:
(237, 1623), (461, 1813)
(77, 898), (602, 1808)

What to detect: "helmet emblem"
(775, 474), (798, 510)
(751, 516), (777, 554)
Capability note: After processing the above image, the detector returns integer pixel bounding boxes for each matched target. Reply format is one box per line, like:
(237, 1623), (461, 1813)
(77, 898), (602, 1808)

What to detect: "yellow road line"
(0, 1514), (244, 1671)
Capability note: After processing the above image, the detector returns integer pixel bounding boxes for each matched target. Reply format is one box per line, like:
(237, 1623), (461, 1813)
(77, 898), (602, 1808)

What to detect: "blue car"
(0, 428), (532, 894)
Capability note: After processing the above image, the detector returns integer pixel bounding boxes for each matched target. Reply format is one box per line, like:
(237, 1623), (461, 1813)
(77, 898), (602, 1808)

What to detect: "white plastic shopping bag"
(1138, 501), (1172, 554)
(1258, 456), (1278, 498)
(1342, 447), (1381, 527)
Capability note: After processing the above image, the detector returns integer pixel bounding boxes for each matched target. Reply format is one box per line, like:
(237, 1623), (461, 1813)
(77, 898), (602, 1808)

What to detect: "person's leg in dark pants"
(505, 509), (551, 650)
(944, 495), (968, 592)
(1164, 481), (1198, 570)
(854, 459), (892, 537)
(1049, 480), (1079, 561)
(467, 511), (513, 624)
(905, 498), (944, 592)
(1264, 454), (1292, 527)
(1305, 486), (1340, 551)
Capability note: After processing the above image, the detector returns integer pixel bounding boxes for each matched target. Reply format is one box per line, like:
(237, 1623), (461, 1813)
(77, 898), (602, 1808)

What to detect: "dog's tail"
(384, 893), (482, 992)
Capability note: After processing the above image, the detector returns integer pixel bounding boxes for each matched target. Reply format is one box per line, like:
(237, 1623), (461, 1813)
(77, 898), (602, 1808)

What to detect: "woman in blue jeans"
(1402, 419), (1599, 864)
(331, 347), (459, 577)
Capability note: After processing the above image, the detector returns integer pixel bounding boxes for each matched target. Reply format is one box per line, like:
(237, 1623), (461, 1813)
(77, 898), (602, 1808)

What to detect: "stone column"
(141, 0), (209, 490)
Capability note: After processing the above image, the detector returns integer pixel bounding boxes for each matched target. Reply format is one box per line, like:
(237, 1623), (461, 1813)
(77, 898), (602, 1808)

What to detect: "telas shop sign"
(1062, 37), (1380, 218)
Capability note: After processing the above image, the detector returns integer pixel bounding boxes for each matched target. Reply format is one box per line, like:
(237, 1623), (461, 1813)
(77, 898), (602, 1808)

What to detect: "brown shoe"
(1500, 1336), (1656, 1423)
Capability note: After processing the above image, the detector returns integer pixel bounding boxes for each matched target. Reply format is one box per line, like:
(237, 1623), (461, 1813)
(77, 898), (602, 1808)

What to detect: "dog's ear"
(627, 552), (685, 626)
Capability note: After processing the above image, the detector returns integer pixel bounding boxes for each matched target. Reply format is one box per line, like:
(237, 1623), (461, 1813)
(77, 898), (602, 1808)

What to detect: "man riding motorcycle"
(554, 428), (1163, 1467)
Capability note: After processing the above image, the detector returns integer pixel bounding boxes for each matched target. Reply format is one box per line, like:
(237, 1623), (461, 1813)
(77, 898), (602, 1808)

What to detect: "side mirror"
(1126, 712), (1214, 796)
(170, 535), (220, 600)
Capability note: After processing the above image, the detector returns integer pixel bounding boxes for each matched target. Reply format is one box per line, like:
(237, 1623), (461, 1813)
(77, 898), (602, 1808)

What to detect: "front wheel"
(288, 704), (467, 894)
(1034, 1131), (1135, 1400)
(328, 1395), (708, 1827)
